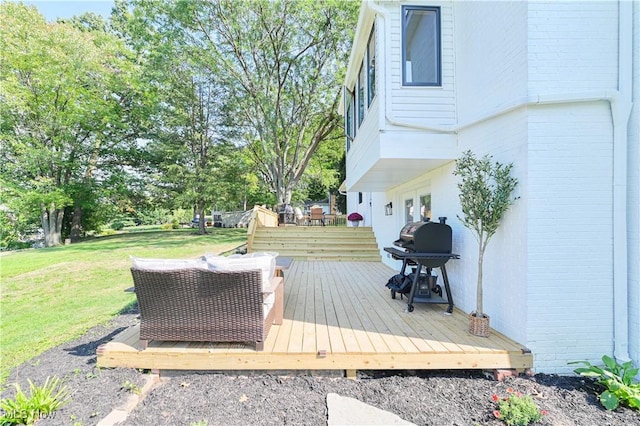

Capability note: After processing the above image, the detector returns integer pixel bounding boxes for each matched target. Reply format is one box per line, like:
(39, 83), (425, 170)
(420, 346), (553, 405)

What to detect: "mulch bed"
(2, 306), (639, 425)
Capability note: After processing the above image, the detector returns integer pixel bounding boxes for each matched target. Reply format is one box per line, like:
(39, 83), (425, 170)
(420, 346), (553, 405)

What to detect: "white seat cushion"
(262, 292), (275, 320)
(130, 256), (207, 270)
(205, 252), (278, 291)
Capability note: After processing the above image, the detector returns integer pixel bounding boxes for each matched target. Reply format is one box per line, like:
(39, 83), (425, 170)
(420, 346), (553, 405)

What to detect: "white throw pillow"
(205, 252), (278, 290)
(130, 256), (207, 270)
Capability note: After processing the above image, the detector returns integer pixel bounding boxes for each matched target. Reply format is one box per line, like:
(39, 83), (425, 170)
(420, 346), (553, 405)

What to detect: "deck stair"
(249, 226), (381, 261)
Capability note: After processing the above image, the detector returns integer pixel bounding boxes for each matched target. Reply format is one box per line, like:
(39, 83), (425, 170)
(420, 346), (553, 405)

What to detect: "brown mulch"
(2, 306), (639, 426)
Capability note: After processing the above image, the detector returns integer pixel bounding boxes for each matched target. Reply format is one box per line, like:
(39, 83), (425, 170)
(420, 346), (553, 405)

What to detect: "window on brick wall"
(402, 6), (441, 86)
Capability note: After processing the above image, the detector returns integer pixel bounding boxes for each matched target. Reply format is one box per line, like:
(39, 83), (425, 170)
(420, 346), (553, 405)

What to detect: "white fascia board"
(343, 2), (377, 90)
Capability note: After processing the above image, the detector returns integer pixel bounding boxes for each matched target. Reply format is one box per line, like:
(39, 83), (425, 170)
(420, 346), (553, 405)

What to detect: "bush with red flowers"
(347, 212), (363, 221)
(491, 388), (547, 425)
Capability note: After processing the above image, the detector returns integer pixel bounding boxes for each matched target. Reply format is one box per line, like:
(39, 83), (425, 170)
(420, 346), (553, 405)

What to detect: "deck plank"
(327, 261), (390, 353)
(97, 260), (533, 372)
(301, 262), (318, 353)
(319, 262), (347, 354)
(286, 261), (307, 353)
(324, 260), (360, 354)
(342, 262), (418, 354)
(348, 262), (441, 354)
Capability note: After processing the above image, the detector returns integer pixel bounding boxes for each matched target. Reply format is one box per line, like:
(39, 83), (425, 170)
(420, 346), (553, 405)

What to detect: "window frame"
(419, 193), (432, 222)
(367, 25), (376, 106)
(401, 5), (442, 87)
(404, 197), (414, 223)
(344, 88), (356, 150)
(357, 63), (365, 126)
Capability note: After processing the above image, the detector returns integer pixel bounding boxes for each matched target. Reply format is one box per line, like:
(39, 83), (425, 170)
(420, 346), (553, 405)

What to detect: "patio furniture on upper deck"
(309, 207), (325, 226)
(294, 207), (307, 226)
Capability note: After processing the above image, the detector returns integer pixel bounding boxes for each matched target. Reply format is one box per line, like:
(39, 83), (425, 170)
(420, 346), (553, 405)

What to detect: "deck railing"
(247, 205), (278, 252)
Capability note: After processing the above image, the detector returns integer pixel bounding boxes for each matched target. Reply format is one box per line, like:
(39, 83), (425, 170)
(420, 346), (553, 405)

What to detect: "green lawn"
(0, 227), (247, 383)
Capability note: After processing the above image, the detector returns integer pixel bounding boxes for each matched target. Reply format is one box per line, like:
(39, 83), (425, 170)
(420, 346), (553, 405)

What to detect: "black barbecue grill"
(384, 217), (459, 313)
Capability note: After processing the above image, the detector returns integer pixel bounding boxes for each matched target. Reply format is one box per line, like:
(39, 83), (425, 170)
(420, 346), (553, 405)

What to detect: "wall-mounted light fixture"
(385, 202), (393, 216)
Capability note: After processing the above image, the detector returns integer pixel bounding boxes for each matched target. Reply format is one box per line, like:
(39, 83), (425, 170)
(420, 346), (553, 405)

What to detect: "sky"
(24, 0), (115, 21)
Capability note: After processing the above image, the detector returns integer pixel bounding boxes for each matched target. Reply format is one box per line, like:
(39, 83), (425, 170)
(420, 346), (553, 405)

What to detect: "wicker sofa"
(131, 267), (283, 351)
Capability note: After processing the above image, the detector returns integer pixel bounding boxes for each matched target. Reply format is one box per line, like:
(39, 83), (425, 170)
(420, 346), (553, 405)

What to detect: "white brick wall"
(527, 1), (619, 94)
(526, 102), (614, 373)
(454, 0), (528, 122)
(452, 109), (530, 345)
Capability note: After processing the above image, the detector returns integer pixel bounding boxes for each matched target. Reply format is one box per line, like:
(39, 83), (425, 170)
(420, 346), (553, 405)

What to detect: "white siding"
(386, 0), (456, 127)
(526, 103), (614, 373)
(527, 1), (619, 94)
(346, 98), (381, 188)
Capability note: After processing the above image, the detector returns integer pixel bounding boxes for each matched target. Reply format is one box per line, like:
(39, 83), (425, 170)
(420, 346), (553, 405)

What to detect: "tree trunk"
(476, 239), (485, 317)
(276, 184), (293, 211)
(70, 205), (83, 242)
(41, 203), (64, 247)
(196, 202), (207, 234)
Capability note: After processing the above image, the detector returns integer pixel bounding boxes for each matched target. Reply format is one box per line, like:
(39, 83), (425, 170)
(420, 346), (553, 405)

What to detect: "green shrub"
(3, 241), (31, 251)
(492, 389), (546, 425)
(0, 376), (71, 425)
(570, 355), (640, 410)
(171, 218), (180, 229)
(110, 221), (125, 231)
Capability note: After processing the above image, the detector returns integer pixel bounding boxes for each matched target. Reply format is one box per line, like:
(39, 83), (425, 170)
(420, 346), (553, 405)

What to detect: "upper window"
(357, 63), (366, 126)
(344, 88), (355, 150)
(402, 6), (441, 86)
(367, 26), (376, 106)
(345, 25), (376, 149)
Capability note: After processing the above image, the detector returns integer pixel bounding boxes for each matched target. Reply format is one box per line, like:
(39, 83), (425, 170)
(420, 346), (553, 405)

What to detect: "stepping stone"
(327, 393), (415, 425)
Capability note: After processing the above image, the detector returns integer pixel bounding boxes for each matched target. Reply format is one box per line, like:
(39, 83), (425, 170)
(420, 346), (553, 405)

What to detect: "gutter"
(365, 0), (633, 361)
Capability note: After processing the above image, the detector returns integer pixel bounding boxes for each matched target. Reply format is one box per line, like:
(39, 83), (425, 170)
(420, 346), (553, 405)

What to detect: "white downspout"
(612, 0), (633, 363)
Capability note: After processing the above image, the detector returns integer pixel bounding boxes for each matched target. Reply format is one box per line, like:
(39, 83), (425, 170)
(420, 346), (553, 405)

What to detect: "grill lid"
(393, 218), (452, 254)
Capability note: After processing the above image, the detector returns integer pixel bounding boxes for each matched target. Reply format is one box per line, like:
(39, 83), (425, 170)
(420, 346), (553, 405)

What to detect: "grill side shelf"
(383, 247), (460, 260)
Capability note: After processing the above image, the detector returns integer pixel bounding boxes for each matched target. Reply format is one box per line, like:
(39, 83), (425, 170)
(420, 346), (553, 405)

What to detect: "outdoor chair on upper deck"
(309, 207), (325, 226)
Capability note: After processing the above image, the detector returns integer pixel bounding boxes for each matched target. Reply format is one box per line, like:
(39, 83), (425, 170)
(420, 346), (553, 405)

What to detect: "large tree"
(114, 0), (256, 234)
(166, 0), (359, 208)
(0, 3), (143, 245)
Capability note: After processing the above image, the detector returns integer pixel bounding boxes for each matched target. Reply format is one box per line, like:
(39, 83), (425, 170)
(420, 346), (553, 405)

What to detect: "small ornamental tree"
(453, 150), (518, 318)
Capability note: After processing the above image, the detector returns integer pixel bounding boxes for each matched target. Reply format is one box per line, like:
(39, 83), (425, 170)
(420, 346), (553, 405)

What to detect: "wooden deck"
(97, 261), (532, 374)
